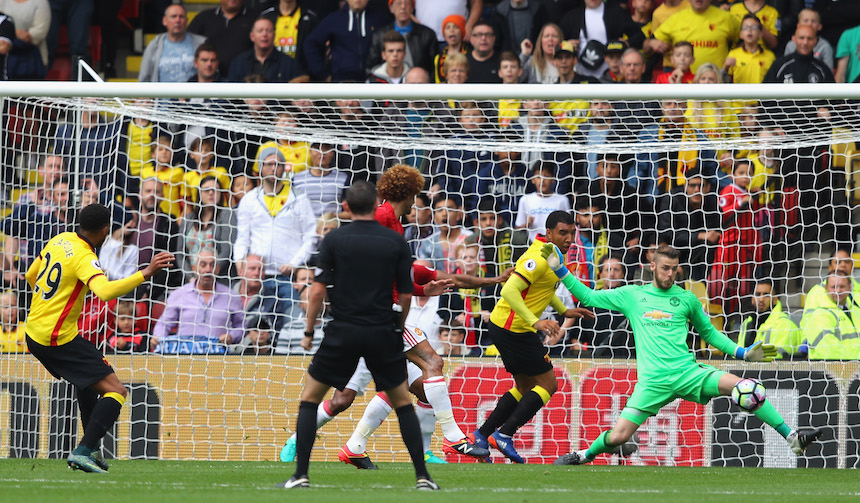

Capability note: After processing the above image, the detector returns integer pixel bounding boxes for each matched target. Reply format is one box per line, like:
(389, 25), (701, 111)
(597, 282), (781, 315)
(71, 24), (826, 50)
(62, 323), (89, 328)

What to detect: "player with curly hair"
(281, 165), (510, 466)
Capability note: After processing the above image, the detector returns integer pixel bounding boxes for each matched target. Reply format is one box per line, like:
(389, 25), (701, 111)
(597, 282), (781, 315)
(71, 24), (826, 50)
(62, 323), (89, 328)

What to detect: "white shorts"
(345, 358), (425, 395)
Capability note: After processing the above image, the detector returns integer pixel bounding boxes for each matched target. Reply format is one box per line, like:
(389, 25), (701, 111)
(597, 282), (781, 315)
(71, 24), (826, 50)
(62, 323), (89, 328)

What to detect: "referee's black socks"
(294, 401), (319, 477)
(395, 405), (429, 479)
(77, 392), (125, 453)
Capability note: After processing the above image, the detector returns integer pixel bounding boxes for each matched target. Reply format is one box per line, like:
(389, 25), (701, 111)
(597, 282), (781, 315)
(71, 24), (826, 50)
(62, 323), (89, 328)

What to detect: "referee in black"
(280, 181), (437, 491)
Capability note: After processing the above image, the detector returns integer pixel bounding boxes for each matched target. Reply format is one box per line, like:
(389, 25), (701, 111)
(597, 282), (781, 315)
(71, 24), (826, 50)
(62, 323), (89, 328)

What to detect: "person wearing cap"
(233, 143), (316, 331)
(433, 14), (470, 82)
(559, 0), (645, 78)
(366, 0), (437, 77)
(599, 39), (628, 83)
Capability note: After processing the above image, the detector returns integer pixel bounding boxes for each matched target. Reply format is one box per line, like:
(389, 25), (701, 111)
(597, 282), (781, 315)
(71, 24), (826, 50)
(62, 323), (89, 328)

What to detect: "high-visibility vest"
(803, 277), (860, 311)
(741, 301), (801, 359)
(800, 303), (860, 360)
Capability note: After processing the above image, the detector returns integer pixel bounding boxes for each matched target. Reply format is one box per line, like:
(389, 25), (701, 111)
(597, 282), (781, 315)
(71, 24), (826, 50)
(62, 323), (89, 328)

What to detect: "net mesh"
(1, 91), (859, 468)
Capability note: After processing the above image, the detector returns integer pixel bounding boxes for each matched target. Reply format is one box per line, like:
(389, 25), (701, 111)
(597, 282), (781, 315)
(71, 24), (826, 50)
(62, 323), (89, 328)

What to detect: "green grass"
(0, 459), (858, 502)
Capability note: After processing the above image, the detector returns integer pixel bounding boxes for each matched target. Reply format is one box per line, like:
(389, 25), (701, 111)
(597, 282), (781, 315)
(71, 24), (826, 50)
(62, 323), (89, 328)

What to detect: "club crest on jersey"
(91, 259), (103, 271)
(523, 259), (537, 271)
(670, 297), (680, 307)
(643, 310), (673, 320)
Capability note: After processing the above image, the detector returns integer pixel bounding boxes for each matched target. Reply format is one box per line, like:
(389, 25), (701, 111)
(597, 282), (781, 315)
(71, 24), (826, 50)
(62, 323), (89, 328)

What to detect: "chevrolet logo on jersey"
(643, 310), (673, 320)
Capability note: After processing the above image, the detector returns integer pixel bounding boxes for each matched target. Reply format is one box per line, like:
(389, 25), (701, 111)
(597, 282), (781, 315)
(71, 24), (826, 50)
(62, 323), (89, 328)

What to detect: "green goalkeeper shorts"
(620, 363), (726, 426)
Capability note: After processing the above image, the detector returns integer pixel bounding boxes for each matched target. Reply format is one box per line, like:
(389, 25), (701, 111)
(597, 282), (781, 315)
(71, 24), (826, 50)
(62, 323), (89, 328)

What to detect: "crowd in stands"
(1, 0), (860, 359)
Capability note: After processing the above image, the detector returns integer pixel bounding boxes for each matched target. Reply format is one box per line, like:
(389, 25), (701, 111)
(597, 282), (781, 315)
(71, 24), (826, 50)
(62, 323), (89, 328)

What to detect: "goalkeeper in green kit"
(548, 244), (823, 465)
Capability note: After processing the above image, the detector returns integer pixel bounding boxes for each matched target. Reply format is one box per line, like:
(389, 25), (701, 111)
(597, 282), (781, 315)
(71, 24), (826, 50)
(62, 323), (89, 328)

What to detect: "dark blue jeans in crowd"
(47, 0), (94, 68)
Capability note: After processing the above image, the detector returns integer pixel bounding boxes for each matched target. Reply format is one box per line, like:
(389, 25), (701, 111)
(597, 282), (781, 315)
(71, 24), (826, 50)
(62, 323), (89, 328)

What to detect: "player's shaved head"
(79, 203), (111, 232)
(345, 181), (378, 216)
(545, 210), (574, 230)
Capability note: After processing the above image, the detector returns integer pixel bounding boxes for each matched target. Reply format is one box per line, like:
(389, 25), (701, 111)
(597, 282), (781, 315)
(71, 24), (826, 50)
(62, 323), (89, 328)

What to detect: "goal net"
(0, 82), (858, 468)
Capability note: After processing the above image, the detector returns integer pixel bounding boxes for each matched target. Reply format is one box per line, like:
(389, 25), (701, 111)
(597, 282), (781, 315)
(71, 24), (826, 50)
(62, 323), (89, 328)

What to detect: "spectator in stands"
(250, 111), (310, 176)
(404, 193), (433, 256)
(431, 102), (492, 215)
(141, 134), (186, 219)
(438, 322), (470, 356)
(631, 0), (653, 36)
(631, 232), (659, 285)
(367, 0), (436, 77)
(649, 0), (740, 73)
(417, 194), (473, 273)
(476, 146), (528, 226)
(307, 212), (338, 267)
(599, 39), (628, 83)
(560, 0), (644, 79)
(515, 160), (571, 242)
(189, 42), (222, 82)
(230, 173), (256, 208)
(729, 0), (779, 50)
(491, 0), (546, 57)
(53, 101), (121, 193)
(106, 300), (147, 352)
(835, 22), (860, 83)
(239, 318), (273, 354)
(329, 99), (387, 183)
(367, 30), (410, 83)
(184, 136), (231, 205)
(552, 40), (599, 84)
(45, 0), (91, 69)
(139, 5), (206, 83)
(177, 176), (236, 282)
(415, 0), (481, 45)
(585, 152), (656, 270)
(2, 0), (49, 80)
(228, 16), (303, 82)
(16, 154), (64, 207)
(686, 63), (740, 149)
(496, 52), (522, 127)
(657, 166), (721, 281)
(724, 14), (775, 84)
(800, 271), (860, 360)
(257, 0), (320, 74)
(117, 100), (155, 197)
(233, 253), (264, 311)
(433, 14), (468, 83)
(765, 24), (834, 84)
(802, 249), (858, 310)
(737, 278), (801, 359)
(99, 206), (139, 281)
(1, 177), (70, 289)
(134, 177), (183, 301)
(438, 242), (491, 351)
(784, 9), (833, 71)
(151, 248), (245, 354)
(466, 20), (501, 83)
(634, 98), (721, 199)
(290, 142), (348, 218)
(512, 98), (573, 194)
(187, 0), (255, 76)
(655, 41), (695, 84)
(466, 198), (529, 291)
(563, 253), (633, 357)
(233, 144), (316, 331)
(708, 159), (760, 314)
(575, 100), (617, 181)
(612, 49), (660, 141)
(650, 0), (690, 72)
(0, 289), (25, 352)
(566, 197), (622, 288)
(303, 0), (389, 82)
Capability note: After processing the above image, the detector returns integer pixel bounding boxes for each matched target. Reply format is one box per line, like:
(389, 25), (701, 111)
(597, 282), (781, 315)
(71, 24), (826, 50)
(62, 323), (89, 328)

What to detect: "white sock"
(345, 393), (392, 454)
(416, 400), (436, 452)
(317, 400), (336, 428)
(423, 376), (465, 442)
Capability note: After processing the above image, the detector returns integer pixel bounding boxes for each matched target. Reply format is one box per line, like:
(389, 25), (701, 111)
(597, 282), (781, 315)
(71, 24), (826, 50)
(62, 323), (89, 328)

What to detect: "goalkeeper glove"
(735, 341), (777, 362)
(541, 243), (569, 279)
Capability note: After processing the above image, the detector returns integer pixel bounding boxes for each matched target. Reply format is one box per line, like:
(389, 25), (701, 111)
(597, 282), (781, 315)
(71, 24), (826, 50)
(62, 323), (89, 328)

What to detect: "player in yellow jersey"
(470, 211), (593, 463)
(24, 204), (173, 473)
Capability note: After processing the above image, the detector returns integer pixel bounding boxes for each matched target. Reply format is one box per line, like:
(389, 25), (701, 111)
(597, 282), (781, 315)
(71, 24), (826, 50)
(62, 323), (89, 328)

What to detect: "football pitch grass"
(1, 459), (858, 502)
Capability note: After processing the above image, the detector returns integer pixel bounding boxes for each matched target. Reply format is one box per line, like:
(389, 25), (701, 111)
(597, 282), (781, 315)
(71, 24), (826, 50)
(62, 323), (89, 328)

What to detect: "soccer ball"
(732, 378), (766, 412)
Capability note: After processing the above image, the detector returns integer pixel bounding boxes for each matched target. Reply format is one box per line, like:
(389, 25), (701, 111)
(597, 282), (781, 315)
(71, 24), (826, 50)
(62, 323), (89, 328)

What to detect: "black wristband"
(303, 330), (315, 338)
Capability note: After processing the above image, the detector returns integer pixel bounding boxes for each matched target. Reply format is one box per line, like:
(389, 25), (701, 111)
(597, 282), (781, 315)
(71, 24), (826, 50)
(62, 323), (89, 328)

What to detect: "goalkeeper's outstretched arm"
(542, 244), (625, 312)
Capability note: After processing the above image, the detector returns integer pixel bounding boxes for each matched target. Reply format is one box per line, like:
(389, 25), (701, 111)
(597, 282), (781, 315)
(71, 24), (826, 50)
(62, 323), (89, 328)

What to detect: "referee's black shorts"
(26, 334), (115, 389)
(308, 320), (407, 392)
(488, 321), (553, 376)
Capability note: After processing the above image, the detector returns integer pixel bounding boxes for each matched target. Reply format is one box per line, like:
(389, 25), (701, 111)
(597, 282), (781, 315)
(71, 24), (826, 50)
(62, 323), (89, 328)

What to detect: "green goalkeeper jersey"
(569, 279), (740, 383)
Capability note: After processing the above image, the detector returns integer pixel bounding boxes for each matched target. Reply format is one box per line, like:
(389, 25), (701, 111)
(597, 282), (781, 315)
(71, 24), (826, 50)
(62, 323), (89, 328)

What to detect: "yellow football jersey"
(26, 232), (106, 346)
(654, 5), (740, 73)
(184, 167), (231, 204)
(490, 238), (560, 333)
(726, 46), (775, 84)
(141, 164), (186, 218)
(729, 2), (779, 39)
